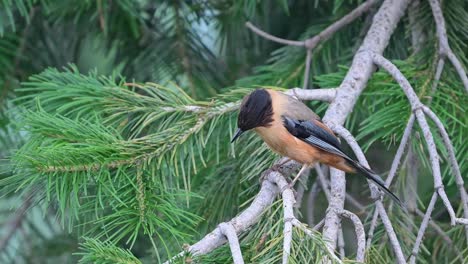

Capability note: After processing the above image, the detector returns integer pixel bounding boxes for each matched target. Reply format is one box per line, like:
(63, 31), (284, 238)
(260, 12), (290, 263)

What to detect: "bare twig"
(286, 87), (336, 102)
(370, 53), (468, 262)
(414, 209), (463, 259)
(247, 0), (378, 93)
(386, 115), (416, 186)
(268, 172), (296, 264)
(408, 192), (438, 264)
(366, 114), (416, 247)
(0, 194), (33, 251)
(303, 49), (313, 89)
(315, 164), (331, 201)
(306, 180), (321, 226)
(430, 58), (445, 96)
(408, 0), (425, 54)
(219, 223), (245, 264)
(305, 0), (378, 50)
(294, 169), (311, 213)
(245, 22), (304, 47)
(428, 0), (468, 93)
(246, 0), (377, 50)
(340, 210), (365, 262)
(337, 227), (345, 259)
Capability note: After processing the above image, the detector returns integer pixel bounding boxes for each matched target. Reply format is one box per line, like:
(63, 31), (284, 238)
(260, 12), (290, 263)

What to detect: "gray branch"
(339, 210), (365, 262)
(219, 223), (245, 264)
(408, 192), (438, 264)
(428, 0), (468, 93)
(246, 0), (377, 50)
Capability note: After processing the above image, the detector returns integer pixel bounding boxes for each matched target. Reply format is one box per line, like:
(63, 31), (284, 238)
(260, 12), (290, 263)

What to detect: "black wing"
(282, 116), (345, 157)
(282, 115), (405, 209)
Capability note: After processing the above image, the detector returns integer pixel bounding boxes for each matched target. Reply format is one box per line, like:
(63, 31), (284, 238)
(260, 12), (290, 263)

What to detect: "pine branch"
(78, 238), (141, 264)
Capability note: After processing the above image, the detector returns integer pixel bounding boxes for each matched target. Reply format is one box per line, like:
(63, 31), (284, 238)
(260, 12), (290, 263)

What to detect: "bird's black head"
(231, 89), (274, 142)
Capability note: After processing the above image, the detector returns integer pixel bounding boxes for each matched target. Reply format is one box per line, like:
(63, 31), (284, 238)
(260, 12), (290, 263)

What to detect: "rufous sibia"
(231, 89), (402, 207)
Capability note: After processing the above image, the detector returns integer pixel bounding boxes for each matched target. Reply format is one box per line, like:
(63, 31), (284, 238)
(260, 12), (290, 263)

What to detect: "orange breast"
(255, 123), (319, 165)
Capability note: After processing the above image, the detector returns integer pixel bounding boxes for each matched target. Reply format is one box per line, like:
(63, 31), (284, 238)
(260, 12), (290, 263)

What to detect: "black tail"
(348, 159), (405, 210)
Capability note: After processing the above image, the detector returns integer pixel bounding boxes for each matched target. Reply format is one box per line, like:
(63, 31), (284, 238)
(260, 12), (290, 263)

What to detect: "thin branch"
(247, 0), (377, 93)
(376, 201), (406, 261)
(428, 0), (468, 93)
(430, 58), (445, 96)
(286, 87), (336, 102)
(386, 115), (416, 186)
(366, 207), (380, 248)
(414, 209), (463, 259)
(246, 0), (377, 50)
(337, 227), (345, 259)
(0, 194), (33, 251)
(339, 210), (365, 262)
(408, 0), (425, 54)
(366, 115), (415, 247)
(218, 223), (245, 264)
(303, 49), (312, 89)
(304, 0), (378, 50)
(294, 168), (310, 212)
(409, 192), (438, 264)
(245, 22), (304, 47)
(306, 180), (321, 226)
(315, 164), (331, 201)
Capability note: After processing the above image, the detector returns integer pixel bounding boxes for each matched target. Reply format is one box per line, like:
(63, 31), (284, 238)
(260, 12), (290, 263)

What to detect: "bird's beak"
(231, 128), (244, 143)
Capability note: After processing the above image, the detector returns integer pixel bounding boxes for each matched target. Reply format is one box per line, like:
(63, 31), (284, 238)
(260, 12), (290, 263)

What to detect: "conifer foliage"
(0, 0), (467, 263)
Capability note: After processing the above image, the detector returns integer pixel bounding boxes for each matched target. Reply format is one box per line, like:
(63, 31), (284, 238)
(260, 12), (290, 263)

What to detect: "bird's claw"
(259, 163), (285, 183)
(280, 183), (297, 196)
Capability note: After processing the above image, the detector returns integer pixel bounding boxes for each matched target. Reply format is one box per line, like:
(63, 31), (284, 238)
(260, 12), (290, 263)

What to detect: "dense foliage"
(0, 0), (466, 263)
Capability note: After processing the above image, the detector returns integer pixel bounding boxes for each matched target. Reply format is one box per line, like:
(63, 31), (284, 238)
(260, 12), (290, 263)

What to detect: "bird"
(231, 88), (403, 207)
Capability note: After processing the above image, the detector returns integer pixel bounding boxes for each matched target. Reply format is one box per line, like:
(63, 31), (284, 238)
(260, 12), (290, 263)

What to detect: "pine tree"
(0, 0), (467, 263)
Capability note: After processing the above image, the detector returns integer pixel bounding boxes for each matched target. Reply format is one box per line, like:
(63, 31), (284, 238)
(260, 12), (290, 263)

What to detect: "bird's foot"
(280, 182), (297, 196)
(259, 160), (290, 183)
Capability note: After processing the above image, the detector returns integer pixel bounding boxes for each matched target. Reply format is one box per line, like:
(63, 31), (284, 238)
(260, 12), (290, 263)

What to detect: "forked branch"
(428, 0), (468, 93)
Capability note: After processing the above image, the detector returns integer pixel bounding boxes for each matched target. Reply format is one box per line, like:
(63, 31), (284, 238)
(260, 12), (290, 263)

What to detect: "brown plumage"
(231, 88), (403, 207)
